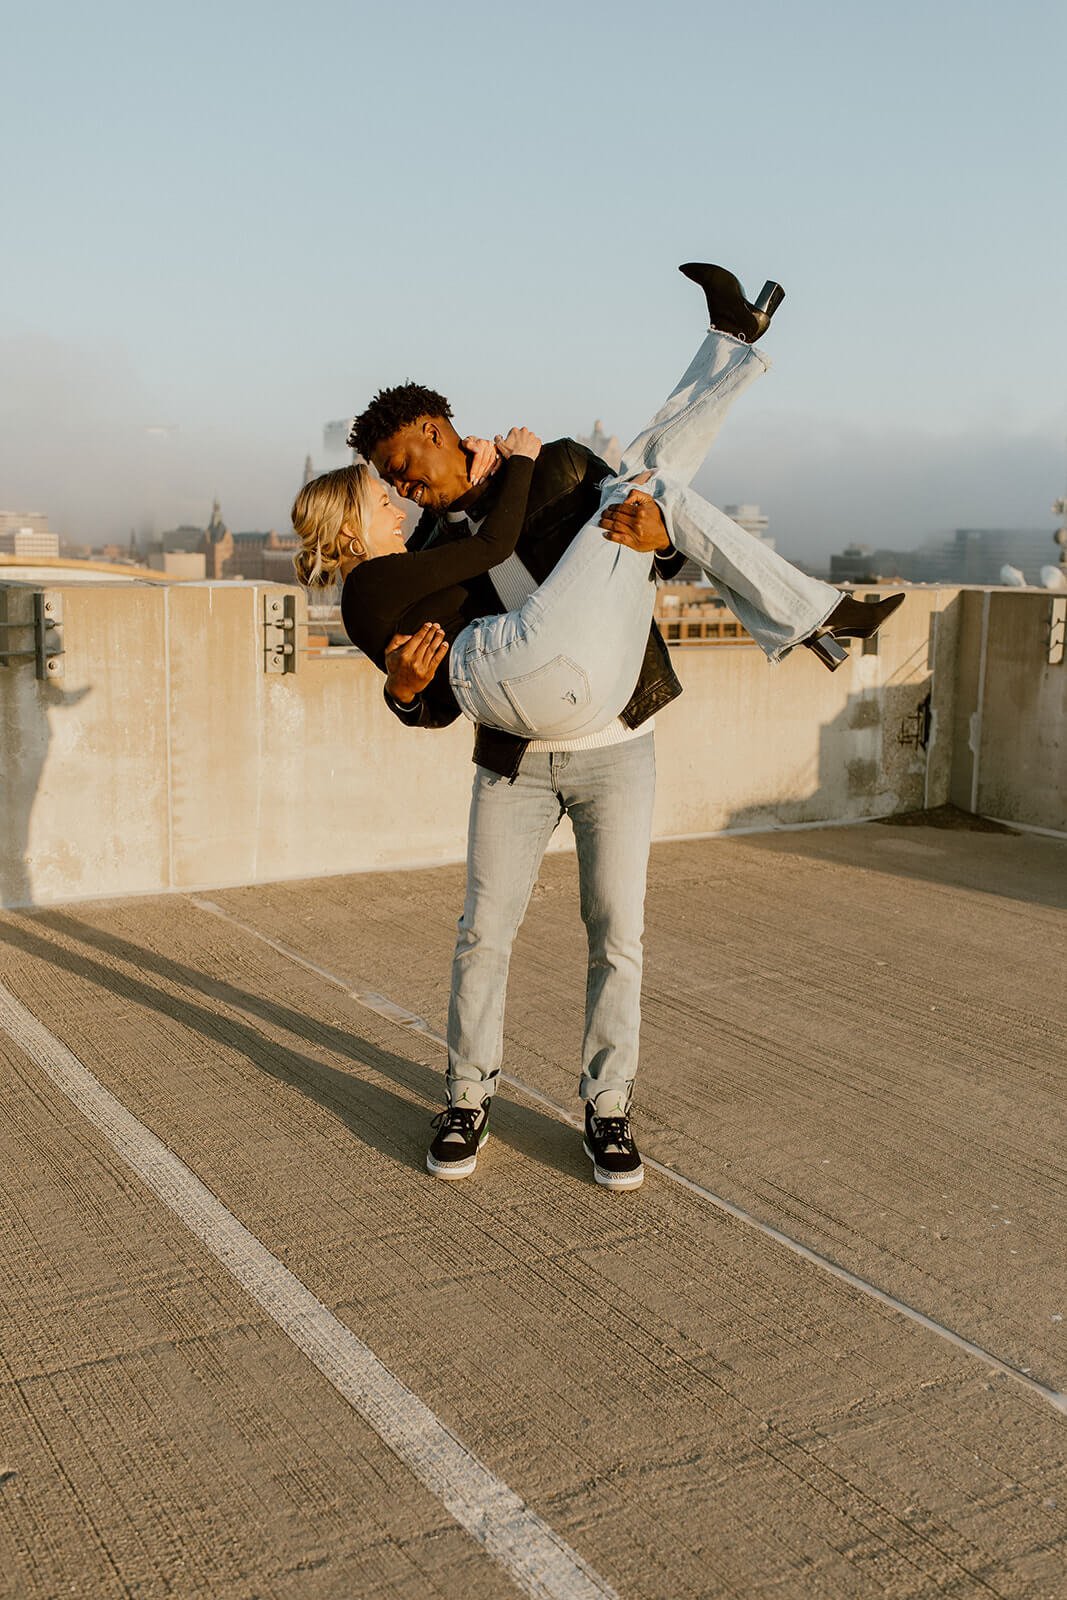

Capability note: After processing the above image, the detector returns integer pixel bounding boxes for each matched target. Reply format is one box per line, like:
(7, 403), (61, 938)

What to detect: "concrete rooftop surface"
(0, 819), (1064, 1600)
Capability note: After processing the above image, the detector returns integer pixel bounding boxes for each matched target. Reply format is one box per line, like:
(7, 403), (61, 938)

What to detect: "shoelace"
(431, 1105), (483, 1143)
(590, 1114), (633, 1153)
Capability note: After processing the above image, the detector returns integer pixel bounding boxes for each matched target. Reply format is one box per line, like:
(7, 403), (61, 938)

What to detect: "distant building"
(160, 523), (208, 555)
(0, 510), (52, 539)
(324, 420), (356, 463)
(828, 528), (1057, 586)
(0, 511), (58, 560)
(0, 524), (59, 560)
(932, 529), (1056, 585)
(830, 544), (887, 584)
(577, 420), (622, 473)
(156, 501), (299, 582)
(201, 500), (233, 580)
(654, 582), (749, 645)
(226, 528), (300, 581)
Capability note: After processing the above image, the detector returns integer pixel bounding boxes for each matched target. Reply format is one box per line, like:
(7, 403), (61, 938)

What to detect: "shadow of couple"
(0, 907), (590, 1188)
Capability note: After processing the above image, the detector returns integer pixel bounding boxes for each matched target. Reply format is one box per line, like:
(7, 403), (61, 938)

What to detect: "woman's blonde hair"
(291, 462), (376, 587)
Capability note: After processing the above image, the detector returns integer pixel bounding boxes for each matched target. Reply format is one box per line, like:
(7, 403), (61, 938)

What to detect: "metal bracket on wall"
(1048, 596), (1066, 666)
(264, 592), (297, 673)
(0, 592), (65, 680)
(898, 691), (932, 750)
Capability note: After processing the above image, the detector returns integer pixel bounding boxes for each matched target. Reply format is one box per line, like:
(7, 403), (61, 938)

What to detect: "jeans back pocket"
(500, 655), (592, 736)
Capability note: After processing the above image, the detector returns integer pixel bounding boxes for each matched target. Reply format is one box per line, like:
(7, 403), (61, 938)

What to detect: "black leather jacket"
(384, 439), (684, 779)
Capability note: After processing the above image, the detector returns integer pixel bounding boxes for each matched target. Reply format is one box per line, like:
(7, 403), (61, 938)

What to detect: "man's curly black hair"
(348, 383), (453, 460)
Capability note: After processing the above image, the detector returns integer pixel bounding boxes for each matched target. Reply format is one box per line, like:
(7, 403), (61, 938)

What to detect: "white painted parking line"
(192, 896), (1067, 1420)
(0, 978), (621, 1600)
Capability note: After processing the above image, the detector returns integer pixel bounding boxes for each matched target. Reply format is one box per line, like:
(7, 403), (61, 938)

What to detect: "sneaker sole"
(583, 1139), (644, 1190)
(426, 1131), (489, 1181)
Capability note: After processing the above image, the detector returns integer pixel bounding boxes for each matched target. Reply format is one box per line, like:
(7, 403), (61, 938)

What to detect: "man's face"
(370, 418), (470, 514)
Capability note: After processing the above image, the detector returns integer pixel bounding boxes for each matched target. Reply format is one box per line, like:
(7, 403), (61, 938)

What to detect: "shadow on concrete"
(720, 818), (1067, 913)
(0, 911), (587, 1182)
(708, 646), (935, 837)
(0, 668), (92, 909)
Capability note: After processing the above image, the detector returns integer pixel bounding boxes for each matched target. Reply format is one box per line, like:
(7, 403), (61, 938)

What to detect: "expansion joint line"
(0, 975), (620, 1600)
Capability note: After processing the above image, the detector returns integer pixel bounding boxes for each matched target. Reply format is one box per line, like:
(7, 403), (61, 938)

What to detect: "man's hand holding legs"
(599, 474), (674, 555)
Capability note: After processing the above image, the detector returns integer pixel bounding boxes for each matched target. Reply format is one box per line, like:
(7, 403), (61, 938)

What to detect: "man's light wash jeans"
(447, 736), (656, 1109)
(450, 331), (839, 740)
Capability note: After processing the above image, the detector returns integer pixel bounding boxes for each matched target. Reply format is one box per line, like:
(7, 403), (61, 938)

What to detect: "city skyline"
(3, 0), (1065, 560)
(22, 481), (1059, 591)
(6, 373), (1064, 568)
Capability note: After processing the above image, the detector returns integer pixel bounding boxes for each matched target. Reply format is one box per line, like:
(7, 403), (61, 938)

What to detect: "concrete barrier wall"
(652, 588), (958, 837)
(0, 579), (1060, 908)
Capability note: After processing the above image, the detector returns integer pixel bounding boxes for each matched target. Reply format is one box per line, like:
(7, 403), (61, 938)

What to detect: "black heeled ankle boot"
(679, 262), (785, 343)
(822, 591), (906, 638)
(802, 592), (906, 671)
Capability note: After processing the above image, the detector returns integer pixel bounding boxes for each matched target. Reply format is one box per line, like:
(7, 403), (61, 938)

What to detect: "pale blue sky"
(3, 0), (1065, 558)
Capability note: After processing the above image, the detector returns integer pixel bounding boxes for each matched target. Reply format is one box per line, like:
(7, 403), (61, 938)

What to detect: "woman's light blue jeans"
(448, 330), (840, 741)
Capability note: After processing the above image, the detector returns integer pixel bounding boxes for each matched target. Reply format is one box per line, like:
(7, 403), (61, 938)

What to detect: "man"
(348, 385), (684, 1191)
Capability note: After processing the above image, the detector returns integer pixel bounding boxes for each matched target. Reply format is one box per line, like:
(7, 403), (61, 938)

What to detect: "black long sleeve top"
(340, 456), (535, 694)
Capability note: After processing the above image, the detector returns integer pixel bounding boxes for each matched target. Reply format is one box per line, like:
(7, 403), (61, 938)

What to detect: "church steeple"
(201, 499), (233, 578)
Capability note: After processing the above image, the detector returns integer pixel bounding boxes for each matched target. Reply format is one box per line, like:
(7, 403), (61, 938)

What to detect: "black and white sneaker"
(583, 1100), (644, 1190)
(426, 1096), (491, 1180)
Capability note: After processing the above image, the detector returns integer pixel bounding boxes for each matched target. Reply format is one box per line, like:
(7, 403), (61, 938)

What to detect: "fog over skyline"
(2, 328), (1062, 560)
(5, 0), (1065, 563)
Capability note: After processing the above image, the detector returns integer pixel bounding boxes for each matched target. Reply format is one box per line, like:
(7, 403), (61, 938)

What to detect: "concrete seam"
(253, 586), (264, 886)
(0, 978), (621, 1600)
(190, 897), (1067, 1420)
(162, 589), (175, 891)
(970, 592), (990, 815)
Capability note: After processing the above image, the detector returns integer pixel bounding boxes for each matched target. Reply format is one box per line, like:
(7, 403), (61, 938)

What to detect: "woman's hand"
(384, 623), (449, 703)
(494, 426), (542, 461)
(461, 436), (501, 487)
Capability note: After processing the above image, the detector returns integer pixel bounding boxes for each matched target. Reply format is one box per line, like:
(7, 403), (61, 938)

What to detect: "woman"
(293, 264), (903, 742)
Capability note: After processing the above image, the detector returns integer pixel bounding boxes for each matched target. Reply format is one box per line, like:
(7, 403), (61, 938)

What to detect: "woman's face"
(357, 481), (408, 560)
